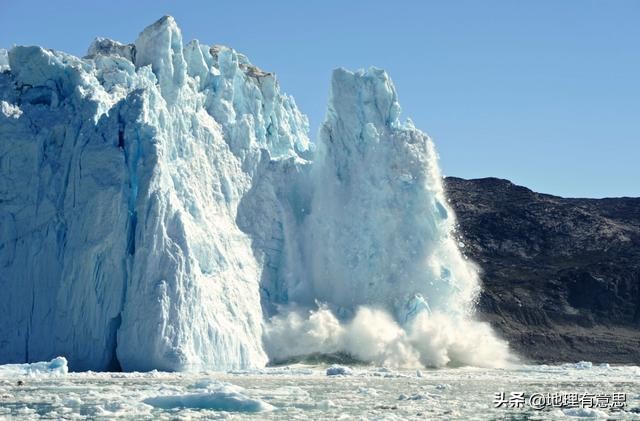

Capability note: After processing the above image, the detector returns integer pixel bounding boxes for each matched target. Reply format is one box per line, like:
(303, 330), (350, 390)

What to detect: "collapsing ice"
(0, 16), (510, 371)
(264, 67), (511, 368)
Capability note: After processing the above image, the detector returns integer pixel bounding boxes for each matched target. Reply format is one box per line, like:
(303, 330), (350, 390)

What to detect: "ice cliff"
(0, 17), (509, 371)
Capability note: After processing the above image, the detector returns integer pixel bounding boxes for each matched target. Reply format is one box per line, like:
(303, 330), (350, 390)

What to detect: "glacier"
(0, 16), (509, 371)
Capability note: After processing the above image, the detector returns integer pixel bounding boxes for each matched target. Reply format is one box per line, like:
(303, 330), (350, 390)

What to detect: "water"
(1, 364), (638, 419)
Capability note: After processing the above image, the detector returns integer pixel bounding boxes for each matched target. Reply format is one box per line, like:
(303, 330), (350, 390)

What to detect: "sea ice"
(562, 407), (609, 418)
(0, 357), (68, 377)
(564, 361), (594, 370)
(143, 390), (274, 412)
(326, 365), (353, 376)
(0, 362), (637, 419)
(0, 100), (21, 118)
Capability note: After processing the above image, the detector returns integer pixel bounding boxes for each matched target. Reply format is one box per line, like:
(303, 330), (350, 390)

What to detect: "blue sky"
(1, 0), (638, 197)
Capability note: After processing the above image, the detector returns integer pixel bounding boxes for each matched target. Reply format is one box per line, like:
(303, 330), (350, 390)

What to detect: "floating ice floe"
(563, 361), (594, 370)
(398, 392), (434, 401)
(0, 100), (22, 118)
(0, 357), (68, 377)
(143, 385), (275, 412)
(326, 365), (353, 376)
(562, 407), (609, 418)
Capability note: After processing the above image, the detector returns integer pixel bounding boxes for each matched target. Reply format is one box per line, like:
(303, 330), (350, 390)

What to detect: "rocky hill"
(445, 177), (640, 363)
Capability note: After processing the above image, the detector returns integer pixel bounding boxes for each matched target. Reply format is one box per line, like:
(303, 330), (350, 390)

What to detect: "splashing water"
(265, 306), (510, 368)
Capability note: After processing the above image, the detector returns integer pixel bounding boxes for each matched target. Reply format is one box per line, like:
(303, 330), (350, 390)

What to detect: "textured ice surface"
(0, 362), (638, 419)
(326, 365), (353, 376)
(1, 16), (506, 371)
(143, 384), (275, 412)
(0, 357), (68, 377)
(0, 16), (307, 371)
(561, 407), (610, 418)
(0, 100), (22, 118)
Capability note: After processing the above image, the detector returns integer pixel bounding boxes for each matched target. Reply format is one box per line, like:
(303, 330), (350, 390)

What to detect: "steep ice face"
(0, 16), (309, 371)
(263, 68), (510, 368)
(0, 45), (134, 371)
(302, 68), (479, 318)
(0, 16), (508, 371)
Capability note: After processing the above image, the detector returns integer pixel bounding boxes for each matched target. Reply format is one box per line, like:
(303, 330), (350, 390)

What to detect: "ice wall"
(0, 16), (508, 371)
(0, 16), (310, 371)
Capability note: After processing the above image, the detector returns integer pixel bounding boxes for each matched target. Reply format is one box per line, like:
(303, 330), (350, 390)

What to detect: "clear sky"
(1, 0), (638, 198)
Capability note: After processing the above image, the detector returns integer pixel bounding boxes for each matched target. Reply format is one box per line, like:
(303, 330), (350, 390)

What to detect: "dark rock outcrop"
(445, 176), (640, 363)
